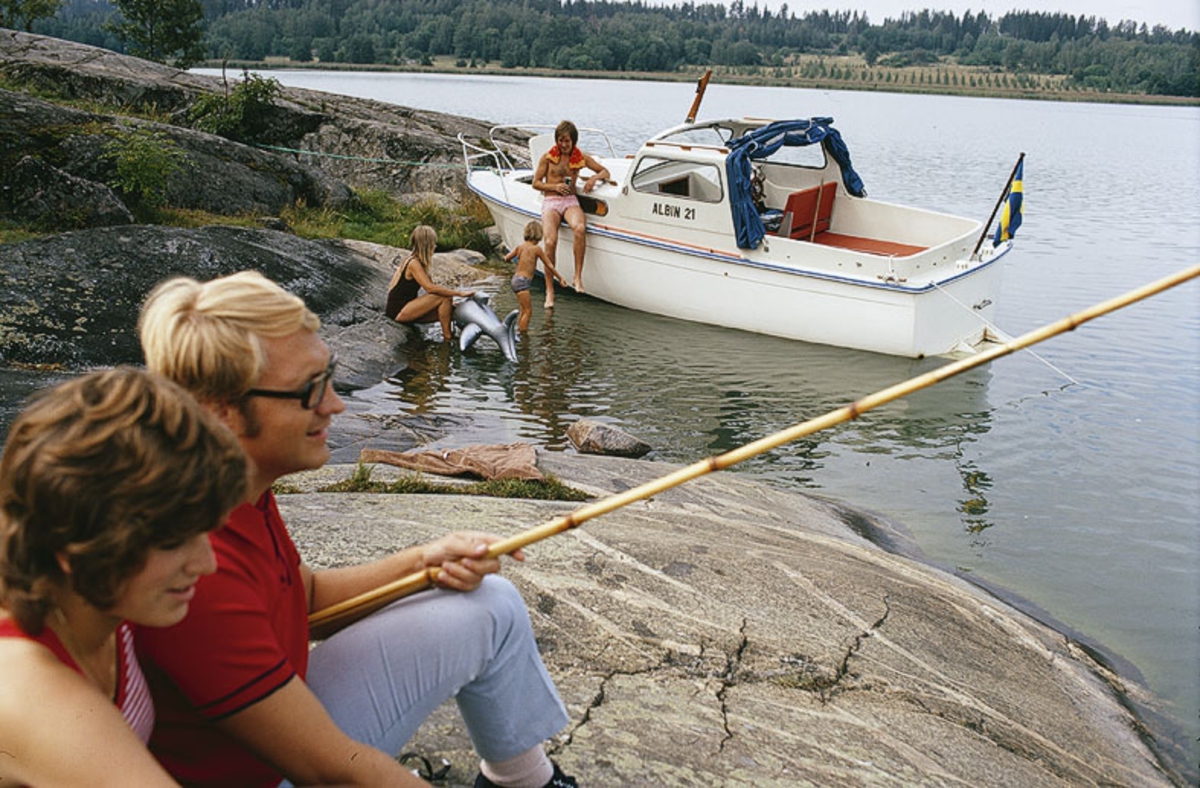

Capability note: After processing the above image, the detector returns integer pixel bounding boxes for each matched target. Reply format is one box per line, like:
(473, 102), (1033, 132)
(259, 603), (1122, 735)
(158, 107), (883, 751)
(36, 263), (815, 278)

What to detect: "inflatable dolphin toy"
(453, 293), (519, 362)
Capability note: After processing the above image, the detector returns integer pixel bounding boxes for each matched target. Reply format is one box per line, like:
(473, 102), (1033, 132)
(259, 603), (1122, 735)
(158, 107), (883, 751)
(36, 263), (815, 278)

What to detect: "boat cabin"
(617, 118), (979, 271)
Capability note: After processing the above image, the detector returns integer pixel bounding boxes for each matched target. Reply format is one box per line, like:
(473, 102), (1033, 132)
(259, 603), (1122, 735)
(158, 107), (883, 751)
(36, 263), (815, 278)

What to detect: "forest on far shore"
(26, 0), (1200, 99)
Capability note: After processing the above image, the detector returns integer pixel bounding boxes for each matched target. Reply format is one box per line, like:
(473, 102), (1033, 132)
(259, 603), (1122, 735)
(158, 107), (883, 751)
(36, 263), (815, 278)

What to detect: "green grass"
(0, 219), (43, 245)
(0, 73), (496, 251)
(281, 190), (493, 253)
(0, 72), (179, 121)
(156, 208), (265, 228)
(1, 190), (495, 250)
(471, 477), (591, 501)
(295, 463), (591, 502)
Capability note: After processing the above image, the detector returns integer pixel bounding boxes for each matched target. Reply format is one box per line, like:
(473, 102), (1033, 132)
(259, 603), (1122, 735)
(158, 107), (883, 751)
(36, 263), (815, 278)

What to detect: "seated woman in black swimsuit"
(386, 225), (475, 342)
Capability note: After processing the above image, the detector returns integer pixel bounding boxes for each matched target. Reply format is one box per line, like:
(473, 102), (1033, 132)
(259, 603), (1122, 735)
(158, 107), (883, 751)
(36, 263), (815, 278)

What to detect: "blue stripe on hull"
(468, 182), (1007, 295)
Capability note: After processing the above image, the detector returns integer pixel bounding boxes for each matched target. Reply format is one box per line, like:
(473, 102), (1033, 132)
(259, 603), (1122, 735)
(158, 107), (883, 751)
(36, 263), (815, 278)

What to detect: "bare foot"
(544, 297), (555, 309)
(572, 279), (585, 293)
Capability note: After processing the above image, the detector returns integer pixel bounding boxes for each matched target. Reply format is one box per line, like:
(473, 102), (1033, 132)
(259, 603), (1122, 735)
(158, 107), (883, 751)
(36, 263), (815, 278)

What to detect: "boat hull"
(472, 179), (1004, 358)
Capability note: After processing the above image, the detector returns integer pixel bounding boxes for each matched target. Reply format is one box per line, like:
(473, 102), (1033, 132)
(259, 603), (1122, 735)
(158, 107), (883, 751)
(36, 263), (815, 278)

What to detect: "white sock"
(479, 746), (554, 788)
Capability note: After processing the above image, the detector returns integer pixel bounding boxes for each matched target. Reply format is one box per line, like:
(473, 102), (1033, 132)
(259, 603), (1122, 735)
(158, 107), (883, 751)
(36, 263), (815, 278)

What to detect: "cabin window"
(630, 156), (724, 203)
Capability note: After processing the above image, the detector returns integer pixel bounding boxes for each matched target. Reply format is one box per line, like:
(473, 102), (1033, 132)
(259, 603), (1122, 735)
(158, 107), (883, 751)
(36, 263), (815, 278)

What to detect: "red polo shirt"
(136, 491), (309, 787)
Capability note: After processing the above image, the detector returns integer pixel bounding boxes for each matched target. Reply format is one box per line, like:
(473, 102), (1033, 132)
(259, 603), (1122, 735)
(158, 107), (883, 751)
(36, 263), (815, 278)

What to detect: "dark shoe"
(474, 760), (577, 788)
(400, 751), (451, 782)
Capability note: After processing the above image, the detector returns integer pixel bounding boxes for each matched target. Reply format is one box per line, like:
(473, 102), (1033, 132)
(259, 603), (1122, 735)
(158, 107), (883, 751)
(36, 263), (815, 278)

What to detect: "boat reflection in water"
(365, 286), (995, 534)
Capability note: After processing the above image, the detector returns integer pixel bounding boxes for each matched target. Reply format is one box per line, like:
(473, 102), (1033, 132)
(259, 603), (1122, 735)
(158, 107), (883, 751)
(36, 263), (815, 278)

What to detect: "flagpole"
(972, 152), (1025, 259)
(685, 69), (713, 124)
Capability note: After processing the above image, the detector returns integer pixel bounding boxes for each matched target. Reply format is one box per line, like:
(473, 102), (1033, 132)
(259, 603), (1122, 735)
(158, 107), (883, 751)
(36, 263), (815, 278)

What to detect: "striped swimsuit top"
(0, 617), (154, 742)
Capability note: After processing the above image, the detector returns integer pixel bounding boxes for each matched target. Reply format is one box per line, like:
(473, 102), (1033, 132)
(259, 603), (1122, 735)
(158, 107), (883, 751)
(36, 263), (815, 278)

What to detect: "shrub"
(189, 71), (282, 143)
(101, 127), (187, 214)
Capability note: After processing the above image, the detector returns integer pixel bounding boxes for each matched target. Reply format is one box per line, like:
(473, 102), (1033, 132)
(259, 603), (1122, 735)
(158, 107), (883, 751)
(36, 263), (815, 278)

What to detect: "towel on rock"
(360, 443), (544, 481)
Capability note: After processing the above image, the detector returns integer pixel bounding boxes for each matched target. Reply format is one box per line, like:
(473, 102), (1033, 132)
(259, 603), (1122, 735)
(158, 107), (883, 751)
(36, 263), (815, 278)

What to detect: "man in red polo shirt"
(136, 271), (575, 788)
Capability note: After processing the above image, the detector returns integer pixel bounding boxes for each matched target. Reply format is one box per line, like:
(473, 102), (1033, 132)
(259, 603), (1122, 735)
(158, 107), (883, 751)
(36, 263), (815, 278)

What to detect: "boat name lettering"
(651, 203), (696, 221)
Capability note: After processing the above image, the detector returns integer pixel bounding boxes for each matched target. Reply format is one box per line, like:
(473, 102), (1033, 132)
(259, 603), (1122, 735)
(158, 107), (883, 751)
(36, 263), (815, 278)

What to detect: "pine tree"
(106, 0), (206, 69)
(0, 0), (61, 31)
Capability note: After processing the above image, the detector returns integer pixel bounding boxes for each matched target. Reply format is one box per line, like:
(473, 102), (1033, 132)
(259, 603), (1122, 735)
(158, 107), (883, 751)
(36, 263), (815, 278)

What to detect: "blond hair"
(138, 271), (320, 402)
(523, 221), (543, 242)
(0, 368), (247, 633)
(409, 225), (438, 270)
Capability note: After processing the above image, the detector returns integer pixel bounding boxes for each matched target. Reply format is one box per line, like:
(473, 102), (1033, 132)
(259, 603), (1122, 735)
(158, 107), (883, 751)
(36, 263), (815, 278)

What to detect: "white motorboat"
(460, 114), (1014, 358)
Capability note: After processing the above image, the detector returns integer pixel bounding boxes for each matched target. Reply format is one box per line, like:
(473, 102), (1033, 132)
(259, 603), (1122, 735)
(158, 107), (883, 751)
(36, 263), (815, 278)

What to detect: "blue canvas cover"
(726, 118), (867, 250)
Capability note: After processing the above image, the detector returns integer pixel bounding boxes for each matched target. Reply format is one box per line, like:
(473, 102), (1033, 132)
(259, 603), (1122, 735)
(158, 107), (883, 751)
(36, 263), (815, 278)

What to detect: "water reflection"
(387, 341), (454, 416)
(507, 309), (595, 444)
(361, 286), (996, 501)
(958, 464), (995, 534)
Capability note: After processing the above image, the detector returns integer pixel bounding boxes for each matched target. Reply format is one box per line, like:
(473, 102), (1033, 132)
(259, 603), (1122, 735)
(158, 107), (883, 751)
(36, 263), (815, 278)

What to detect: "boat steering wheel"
(750, 164), (767, 212)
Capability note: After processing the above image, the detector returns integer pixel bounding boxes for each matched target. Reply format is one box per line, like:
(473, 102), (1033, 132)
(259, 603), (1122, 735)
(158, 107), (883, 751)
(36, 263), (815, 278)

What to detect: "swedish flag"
(993, 158), (1024, 246)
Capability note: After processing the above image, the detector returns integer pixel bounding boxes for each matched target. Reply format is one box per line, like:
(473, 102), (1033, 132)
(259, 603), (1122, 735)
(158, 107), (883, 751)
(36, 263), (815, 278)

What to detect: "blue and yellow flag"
(993, 158), (1024, 246)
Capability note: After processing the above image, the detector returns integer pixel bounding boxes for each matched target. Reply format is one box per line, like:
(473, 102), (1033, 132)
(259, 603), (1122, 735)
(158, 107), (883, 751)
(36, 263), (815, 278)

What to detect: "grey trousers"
(306, 575), (568, 762)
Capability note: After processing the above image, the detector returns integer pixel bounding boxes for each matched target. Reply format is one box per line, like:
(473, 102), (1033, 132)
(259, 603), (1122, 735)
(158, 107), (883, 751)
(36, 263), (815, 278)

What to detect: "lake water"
(93, 70), (1200, 771)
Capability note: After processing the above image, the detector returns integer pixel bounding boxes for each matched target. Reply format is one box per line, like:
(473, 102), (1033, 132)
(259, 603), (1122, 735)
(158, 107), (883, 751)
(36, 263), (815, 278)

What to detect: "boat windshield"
(658, 126), (731, 147)
(760, 145), (826, 168)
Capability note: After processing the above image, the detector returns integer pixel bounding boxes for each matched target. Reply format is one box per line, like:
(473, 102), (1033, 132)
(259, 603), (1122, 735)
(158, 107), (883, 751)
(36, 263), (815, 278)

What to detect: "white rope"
(932, 280), (1080, 386)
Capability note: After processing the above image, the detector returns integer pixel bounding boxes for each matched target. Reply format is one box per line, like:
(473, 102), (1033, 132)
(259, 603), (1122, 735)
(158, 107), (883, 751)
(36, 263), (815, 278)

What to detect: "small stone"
(567, 419), (652, 458)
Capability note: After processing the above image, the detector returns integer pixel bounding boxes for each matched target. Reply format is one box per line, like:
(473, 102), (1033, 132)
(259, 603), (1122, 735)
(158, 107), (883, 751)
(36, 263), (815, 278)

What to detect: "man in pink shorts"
(533, 119), (609, 306)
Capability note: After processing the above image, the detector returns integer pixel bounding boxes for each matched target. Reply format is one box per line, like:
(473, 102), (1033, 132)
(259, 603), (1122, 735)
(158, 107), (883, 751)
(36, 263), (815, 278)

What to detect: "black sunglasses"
(244, 356), (337, 410)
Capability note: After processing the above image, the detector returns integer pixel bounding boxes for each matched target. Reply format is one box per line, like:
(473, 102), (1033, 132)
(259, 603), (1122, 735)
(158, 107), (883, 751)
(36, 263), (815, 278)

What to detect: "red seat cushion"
(783, 183), (837, 240)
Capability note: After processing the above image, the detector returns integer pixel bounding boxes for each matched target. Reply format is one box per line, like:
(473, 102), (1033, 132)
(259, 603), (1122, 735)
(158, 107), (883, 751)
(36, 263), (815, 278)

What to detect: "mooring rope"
(255, 143), (462, 168)
(931, 279), (1080, 386)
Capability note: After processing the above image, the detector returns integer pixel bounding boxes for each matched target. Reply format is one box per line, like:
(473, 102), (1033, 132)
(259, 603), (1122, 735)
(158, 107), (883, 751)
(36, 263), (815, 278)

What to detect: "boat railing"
(644, 140), (730, 155)
(460, 126), (620, 203)
(459, 133), (512, 172)
(458, 132), (519, 202)
(487, 124), (618, 167)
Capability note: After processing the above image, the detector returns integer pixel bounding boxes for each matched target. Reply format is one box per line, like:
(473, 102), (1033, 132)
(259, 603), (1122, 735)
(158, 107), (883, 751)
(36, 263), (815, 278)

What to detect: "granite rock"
(281, 454), (1177, 787)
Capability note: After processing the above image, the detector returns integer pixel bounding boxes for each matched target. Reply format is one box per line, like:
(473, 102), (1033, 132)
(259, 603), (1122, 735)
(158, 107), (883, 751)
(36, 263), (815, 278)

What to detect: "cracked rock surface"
(281, 453), (1175, 787)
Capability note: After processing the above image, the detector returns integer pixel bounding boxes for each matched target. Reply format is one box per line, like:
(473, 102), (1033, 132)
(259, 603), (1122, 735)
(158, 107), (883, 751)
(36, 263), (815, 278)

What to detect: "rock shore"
(1, 30), (1189, 786)
(0, 225), (491, 382)
(1, 29), (524, 223)
(281, 455), (1177, 787)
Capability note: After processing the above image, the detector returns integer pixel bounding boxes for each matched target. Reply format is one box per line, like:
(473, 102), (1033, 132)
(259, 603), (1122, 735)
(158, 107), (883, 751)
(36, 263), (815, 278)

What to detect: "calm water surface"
(123, 71), (1200, 768)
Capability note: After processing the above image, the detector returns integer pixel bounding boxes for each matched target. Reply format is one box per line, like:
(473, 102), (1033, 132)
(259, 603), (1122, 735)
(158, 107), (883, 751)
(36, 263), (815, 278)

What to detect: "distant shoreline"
(203, 57), (1200, 108)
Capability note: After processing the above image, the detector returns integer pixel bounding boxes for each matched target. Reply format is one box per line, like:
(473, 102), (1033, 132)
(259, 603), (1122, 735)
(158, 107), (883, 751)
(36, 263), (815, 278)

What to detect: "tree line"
(9, 0), (1199, 97)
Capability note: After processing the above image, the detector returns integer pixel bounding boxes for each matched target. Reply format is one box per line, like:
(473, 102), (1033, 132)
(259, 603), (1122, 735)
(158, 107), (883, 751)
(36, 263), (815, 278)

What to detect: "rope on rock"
(255, 143), (462, 168)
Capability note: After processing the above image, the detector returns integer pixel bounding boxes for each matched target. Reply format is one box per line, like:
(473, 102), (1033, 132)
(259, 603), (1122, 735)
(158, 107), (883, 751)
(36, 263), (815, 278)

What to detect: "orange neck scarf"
(547, 145), (585, 170)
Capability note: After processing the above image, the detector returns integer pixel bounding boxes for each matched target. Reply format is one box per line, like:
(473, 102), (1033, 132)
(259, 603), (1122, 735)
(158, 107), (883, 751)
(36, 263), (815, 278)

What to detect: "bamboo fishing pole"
(309, 264), (1200, 639)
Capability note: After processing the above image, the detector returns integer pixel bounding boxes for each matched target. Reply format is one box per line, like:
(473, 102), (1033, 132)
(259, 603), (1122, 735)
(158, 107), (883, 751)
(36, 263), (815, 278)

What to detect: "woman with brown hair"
(0, 367), (247, 786)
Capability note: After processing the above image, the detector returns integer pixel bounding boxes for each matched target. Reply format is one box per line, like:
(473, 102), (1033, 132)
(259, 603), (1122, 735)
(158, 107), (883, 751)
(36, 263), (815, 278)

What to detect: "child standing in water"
(504, 221), (568, 334)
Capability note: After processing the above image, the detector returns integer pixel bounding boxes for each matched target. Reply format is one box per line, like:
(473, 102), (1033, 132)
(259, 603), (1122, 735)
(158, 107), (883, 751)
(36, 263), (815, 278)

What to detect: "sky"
(754, 0), (1199, 31)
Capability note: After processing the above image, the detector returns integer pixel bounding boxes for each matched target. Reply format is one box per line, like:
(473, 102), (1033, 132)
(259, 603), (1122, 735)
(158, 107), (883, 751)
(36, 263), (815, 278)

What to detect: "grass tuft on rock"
(471, 477), (590, 501)
(281, 192), (492, 252)
(298, 463), (590, 501)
